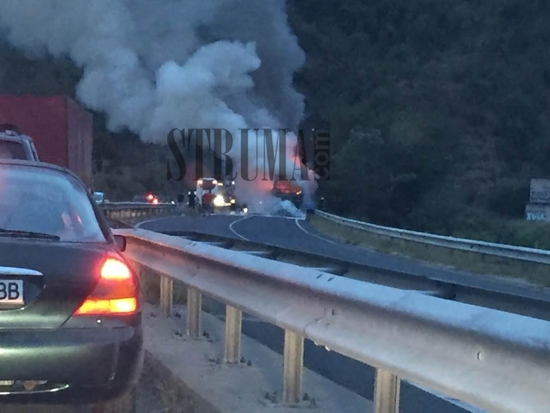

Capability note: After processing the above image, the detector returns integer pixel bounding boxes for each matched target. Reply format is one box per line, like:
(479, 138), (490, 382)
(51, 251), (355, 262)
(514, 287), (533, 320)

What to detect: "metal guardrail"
(315, 210), (550, 264)
(100, 202), (178, 221)
(116, 227), (550, 413)
(156, 230), (550, 322)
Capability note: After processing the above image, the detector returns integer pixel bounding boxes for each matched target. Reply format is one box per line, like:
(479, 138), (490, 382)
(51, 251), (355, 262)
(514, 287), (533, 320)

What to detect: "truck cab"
(0, 124), (39, 161)
(196, 178), (220, 206)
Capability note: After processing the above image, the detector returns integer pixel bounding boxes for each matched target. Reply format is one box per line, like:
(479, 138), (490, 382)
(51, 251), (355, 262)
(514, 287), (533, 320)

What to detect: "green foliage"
(1, 2), (549, 249)
(289, 0), (549, 246)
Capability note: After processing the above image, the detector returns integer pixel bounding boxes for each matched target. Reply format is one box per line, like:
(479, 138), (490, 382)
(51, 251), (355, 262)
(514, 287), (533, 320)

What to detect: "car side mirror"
(114, 234), (127, 252)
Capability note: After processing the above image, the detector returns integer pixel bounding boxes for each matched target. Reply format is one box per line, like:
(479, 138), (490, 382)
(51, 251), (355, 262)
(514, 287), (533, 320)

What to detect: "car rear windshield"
(0, 141), (27, 160)
(0, 165), (107, 243)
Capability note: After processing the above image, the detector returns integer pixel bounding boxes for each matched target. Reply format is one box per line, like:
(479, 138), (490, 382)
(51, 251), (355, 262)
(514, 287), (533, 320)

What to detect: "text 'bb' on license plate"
(0, 280), (24, 305)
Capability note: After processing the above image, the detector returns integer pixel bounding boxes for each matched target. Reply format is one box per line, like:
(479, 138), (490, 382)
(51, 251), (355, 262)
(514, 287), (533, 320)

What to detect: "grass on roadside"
(309, 214), (550, 287)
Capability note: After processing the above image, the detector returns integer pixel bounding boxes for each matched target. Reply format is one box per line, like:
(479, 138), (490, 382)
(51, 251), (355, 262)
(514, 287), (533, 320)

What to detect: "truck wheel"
(92, 389), (136, 413)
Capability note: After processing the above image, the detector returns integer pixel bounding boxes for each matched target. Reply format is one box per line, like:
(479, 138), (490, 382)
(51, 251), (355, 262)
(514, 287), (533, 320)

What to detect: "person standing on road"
(177, 193), (185, 215)
(202, 190), (214, 214)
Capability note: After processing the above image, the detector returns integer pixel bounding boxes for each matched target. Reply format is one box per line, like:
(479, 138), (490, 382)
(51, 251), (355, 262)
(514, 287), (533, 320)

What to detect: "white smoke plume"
(0, 0), (315, 215)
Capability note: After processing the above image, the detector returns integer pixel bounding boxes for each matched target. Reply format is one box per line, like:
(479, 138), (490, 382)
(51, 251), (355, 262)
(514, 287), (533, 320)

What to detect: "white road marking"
(229, 216), (251, 241)
(135, 215), (183, 229)
(294, 218), (337, 245)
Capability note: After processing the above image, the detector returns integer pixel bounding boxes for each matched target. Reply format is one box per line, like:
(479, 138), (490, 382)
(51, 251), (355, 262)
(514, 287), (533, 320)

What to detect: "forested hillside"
(287, 0), (550, 239)
(2, 1), (550, 243)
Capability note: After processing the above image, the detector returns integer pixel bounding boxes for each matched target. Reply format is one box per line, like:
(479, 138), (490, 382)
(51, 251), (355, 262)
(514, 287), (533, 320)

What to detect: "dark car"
(0, 124), (40, 161)
(0, 160), (143, 411)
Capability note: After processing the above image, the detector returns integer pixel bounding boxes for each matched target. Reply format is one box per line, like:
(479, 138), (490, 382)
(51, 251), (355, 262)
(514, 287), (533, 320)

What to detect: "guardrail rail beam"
(315, 209), (550, 265)
(116, 228), (550, 413)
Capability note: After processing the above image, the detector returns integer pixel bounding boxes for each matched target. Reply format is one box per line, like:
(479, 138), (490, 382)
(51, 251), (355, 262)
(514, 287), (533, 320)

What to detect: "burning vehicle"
(271, 178), (303, 208)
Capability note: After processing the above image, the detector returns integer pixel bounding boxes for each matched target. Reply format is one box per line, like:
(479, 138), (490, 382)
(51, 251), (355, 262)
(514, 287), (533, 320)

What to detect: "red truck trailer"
(0, 95), (93, 187)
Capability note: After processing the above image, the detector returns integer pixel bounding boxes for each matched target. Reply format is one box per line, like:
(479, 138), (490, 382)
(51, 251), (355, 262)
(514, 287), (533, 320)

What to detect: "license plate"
(0, 280), (24, 305)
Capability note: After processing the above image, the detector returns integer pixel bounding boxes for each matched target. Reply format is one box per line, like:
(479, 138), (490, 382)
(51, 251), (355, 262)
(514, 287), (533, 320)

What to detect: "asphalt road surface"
(139, 214), (550, 302)
(138, 214), (513, 413)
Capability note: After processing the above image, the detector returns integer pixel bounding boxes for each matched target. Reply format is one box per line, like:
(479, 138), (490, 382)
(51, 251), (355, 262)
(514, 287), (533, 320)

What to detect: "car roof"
(0, 124), (34, 141)
(0, 159), (82, 182)
(0, 132), (34, 143)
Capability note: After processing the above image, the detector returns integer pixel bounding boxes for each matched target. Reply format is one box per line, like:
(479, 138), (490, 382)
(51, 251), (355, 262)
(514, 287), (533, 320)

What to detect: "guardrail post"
(187, 287), (201, 337)
(160, 275), (173, 317)
(224, 305), (242, 363)
(374, 368), (400, 413)
(283, 330), (303, 404)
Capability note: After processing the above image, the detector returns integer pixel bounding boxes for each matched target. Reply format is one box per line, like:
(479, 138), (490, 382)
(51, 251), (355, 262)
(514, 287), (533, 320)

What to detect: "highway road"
(139, 213), (550, 301)
(139, 213), (536, 413)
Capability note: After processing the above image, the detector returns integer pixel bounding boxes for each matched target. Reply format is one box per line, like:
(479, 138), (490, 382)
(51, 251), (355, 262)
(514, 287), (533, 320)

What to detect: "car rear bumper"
(0, 323), (143, 404)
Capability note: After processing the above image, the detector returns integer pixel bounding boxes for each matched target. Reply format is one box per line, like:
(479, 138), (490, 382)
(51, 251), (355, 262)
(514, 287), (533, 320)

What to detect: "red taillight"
(101, 258), (132, 280)
(74, 257), (139, 316)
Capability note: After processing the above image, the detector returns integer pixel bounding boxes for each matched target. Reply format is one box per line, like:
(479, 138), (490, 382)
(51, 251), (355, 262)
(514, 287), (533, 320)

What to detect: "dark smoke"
(0, 0), (314, 215)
